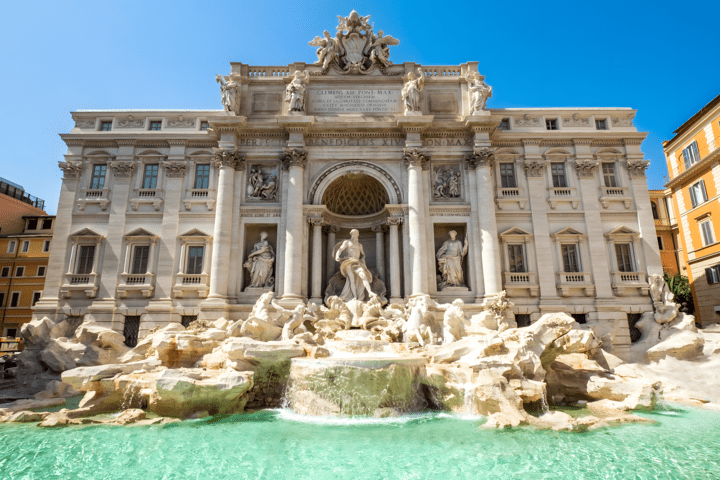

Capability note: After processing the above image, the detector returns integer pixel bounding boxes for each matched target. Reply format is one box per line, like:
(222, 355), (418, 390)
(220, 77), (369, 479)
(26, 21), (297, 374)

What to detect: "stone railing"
(600, 186), (627, 197)
(247, 66), (291, 78)
(556, 272), (594, 297)
(183, 189), (216, 211)
(599, 186), (632, 209)
(495, 187), (526, 210)
(549, 187), (576, 197)
(83, 188), (108, 198)
(60, 273), (99, 298)
(173, 273), (210, 298)
(611, 271), (649, 296)
(503, 271), (539, 297)
(117, 273), (155, 298)
(131, 189), (164, 211)
(422, 66), (462, 77)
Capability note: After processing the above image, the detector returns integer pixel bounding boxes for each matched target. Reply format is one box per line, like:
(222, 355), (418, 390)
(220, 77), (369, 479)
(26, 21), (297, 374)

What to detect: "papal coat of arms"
(308, 10), (400, 74)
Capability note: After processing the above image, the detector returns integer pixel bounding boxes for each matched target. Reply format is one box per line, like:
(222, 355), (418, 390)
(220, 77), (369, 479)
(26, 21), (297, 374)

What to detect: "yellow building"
(649, 189), (686, 276)
(0, 213), (55, 337)
(664, 94), (720, 325)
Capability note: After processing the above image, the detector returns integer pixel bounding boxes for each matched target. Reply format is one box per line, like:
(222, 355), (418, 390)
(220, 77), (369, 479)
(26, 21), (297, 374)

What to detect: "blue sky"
(1, 0), (718, 215)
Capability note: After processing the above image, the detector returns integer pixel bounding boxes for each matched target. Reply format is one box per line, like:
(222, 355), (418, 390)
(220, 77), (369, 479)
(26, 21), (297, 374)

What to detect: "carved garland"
(163, 161), (186, 178)
(308, 160), (402, 204)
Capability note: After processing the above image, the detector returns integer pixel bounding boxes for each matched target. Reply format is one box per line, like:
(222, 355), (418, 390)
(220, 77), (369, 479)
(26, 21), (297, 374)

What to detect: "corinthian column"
(310, 218), (324, 304)
(281, 148), (307, 302)
(208, 150), (243, 300)
(372, 225), (386, 281)
(387, 217), (403, 303)
(466, 147), (502, 297)
(404, 148), (430, 296)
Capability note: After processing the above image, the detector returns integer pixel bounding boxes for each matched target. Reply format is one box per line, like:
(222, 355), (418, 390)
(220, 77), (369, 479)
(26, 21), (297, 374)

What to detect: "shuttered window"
(682, 141), (701, 169)
(131, 245), (150, 274)
(508, 244), (525, 273)
(700, 220), (715, 246)
(77, 245), (95, 274)
(689, 180), (708, 208)
(615, 243), (634, 272)
(561, 244), (580, 272)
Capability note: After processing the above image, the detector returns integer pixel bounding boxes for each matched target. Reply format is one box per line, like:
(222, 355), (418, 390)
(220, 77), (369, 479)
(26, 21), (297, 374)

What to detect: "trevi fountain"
(2, 11), (720, 480)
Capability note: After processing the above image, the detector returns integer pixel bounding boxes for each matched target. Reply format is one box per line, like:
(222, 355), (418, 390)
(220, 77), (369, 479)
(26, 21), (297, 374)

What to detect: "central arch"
(309, 161), (402, 205)
(323, 173), (389, 216)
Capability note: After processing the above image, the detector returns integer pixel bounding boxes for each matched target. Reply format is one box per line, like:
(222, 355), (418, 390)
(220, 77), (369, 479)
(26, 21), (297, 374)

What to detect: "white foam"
(272, 409), (484, 425)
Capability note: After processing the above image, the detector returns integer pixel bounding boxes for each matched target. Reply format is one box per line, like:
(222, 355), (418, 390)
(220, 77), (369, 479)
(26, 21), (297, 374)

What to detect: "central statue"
(333, 229), (375, 301)
(324, 228), (388, 305)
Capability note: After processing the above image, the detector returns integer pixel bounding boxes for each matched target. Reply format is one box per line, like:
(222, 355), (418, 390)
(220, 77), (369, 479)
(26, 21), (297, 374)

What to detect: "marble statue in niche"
(466, 72), (492, 114)
(433, 166), (461, 199)
(215, 74), (239, 115)
(247, 166), (279, 200)
(436, 230), (469, 290)
(244, 232), (275, 289)
(402, 68), (424, 115)
(285, 71), (310, 114)
(325, 229), (387, 304)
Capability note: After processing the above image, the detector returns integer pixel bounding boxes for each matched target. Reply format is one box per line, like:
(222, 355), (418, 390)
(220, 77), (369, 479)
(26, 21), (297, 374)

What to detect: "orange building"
(648, 189), (686, 276)
(664, 94), (720, 325)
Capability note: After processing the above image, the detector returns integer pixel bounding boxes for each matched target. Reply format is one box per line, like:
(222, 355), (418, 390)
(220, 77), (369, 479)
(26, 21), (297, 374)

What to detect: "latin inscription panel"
(308, 90), (401, 114)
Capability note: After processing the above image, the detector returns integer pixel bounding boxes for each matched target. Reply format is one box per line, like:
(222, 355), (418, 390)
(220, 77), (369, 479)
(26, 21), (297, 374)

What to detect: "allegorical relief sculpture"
(436, 231), (469, 290)
(247, 166), (278, 200)
(244, 232), (275, 289)
(466, 72), (492, 114)
(308, 10), (399, 74)
(215, 74), (239, 115)
(433, 166), (461, 199)
(285, 71), (309, 114)
(402, 68), (424, 115)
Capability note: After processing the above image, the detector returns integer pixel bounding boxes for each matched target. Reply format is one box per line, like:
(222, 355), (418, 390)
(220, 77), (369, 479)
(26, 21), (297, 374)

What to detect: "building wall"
(0, 194), (46, 235)
(33, 62), (662, 360)
(0, 216), (54, 336)
(664, 95), (720, 325)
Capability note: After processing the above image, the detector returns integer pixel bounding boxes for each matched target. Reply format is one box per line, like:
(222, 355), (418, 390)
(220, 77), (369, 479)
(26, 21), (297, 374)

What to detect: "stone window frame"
(595, 149), (632, 209)
(595, 118), (609, 130)
(173, 228), (213, 298)
(605, 226), (648, 295)
(37, 265), (46, 277)
(689, 179), (708, 208)
(544, 149), (580, 210)
(494, 150), (526, 210)
(98, 119), (113, 132)
(199, 120), (210, 131)
(117, 228), (159, 299)
(79, 151), (114, 211)
(60, 228), (105, 299)
(698, 215), (716, 247)
(545, 118), (559, 130)
(15, 266), (25, 277)
(551, 227), (594, 296)
(43, 240), (50, 252)
(131, 150), (167, 211)
(31, 291), (42, 307)
(0, 266), (9, 277)
(498, 227), (538, 297)
(183, 151), (216, 211)
(147, 118), (164, 131)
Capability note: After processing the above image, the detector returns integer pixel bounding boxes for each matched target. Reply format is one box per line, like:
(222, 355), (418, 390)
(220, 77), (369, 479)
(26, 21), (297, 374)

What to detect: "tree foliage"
(664, 272), (693, 311)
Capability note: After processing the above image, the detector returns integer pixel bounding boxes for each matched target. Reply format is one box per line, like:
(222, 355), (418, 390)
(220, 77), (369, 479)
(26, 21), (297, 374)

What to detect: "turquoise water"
(2, 408), (720, 479)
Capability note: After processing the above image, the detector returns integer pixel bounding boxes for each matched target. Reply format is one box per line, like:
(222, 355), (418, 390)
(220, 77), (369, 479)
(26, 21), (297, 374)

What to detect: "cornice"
(665, 146), (720, 189)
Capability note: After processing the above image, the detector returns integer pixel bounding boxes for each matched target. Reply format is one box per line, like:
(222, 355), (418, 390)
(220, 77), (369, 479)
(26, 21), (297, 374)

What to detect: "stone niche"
(432, 223), (470, 292)
(242, 224), (278, 292)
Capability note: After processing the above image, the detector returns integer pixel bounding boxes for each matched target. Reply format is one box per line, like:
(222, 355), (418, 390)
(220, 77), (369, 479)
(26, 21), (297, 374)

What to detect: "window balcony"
(78, 189), (110, 211)
(547, 187), (580, 209)
(60, 273), (99, 298)
(173, 273), (210, 298)
(556, 272), (595, 297)
(117, 273), (155, 298)
(495, 187), (527, 210)
(130, 189), (164, 211)
(599, 186), (632, 209)
(502, 271), (539, 297)
(611, 271), (649, 297)
(183, 189), (216, 211)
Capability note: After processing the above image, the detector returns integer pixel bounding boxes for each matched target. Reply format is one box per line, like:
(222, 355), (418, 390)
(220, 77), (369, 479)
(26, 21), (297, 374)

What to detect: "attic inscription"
(309, 89), (401, 113)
